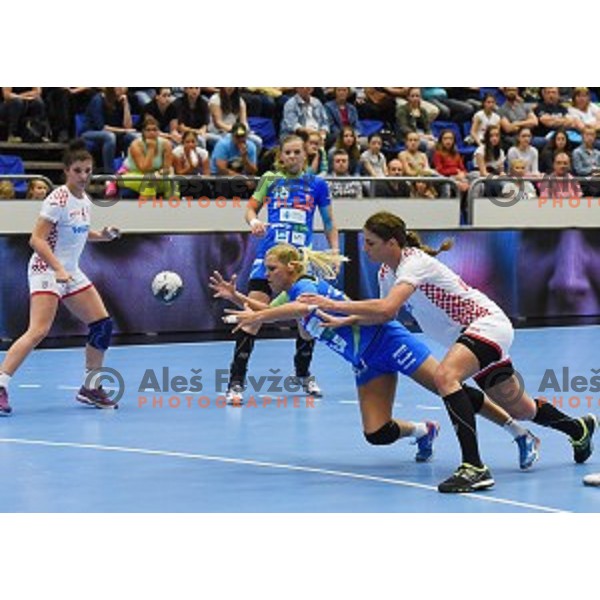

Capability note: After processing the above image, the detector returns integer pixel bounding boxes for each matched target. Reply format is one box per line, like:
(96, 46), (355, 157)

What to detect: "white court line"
(339, 400), (358, 405)
(57, 386), (81, 391)
(416, 405), (443, 411)
(0, 437), (566, 513)
(18, 384), (41, 389)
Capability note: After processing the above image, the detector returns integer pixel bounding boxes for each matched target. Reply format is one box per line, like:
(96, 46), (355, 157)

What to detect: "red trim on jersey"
(474, 357), (513, 380)
(62, 283), (93, 299)
(31, 291), (60, 298)
(462, 330), (503, 358)
(419, 283), (491, 326)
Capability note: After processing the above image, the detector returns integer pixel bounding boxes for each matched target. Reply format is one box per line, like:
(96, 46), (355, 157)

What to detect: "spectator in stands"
(410, 179), (437, 199)
(0, 88), (48, 143)
(328, 126), (361, 175)
(210, 122), (258, 176)
(140, 87), (181, 145)
(82, 87), (138, 173)
(539, 152), (583, 201)
(502, 158), (538, 201)
(398, 132), (435, 177)
(473, 126), (506, 177)
(0, 181), (15, 199)
(0, 88), (25, 142)
(173, 130), (210, 176)
(506, 128), (540, 176)
(422, 87), (473, 123)
(281, 88), (330, 143)
(26, 179), (50, 200)
(45, 87), (94, 143)
(327, 149), (363, 199)
(568, 87), (600, 134)
(539, 128), (572, 174)
(572, 125), (600, 196)
(470, 93), (501, 146)
(374, 158), (410, 198)
(498, 87), (538, 149)
(324, 87), (360, 141)
(119, 115), (174, 198)
(360, 134), (388, 177)
(242, 87), (280, 119)
(304, 131), (328, 177)
(395, 88), (436, 150)
(175, 87), (210, 148)
(533, 87), (575, 145)
(473, 125), (506, 197)
(432, 129), (470, 197)
(447, 88), (482, 114)
(207, 87), (262, 154)
(355, 88), (408, 132)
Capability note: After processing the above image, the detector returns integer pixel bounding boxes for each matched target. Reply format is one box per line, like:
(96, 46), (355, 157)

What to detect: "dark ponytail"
(365, 211), (453, 257)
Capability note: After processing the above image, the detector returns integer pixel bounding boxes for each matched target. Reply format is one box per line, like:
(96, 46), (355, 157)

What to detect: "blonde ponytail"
(267, 244), (349, 281)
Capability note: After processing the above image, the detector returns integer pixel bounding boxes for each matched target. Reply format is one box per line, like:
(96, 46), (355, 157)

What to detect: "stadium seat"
(0, 154), (27, 195)
(358, 120), (384, 138)
(479, 87), (506, 106)
(248, 117), (278, 150)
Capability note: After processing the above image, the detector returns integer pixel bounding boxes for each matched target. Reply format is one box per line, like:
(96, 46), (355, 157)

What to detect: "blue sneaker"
(515, 431), (540, 470)
(415, 421), (440, 463)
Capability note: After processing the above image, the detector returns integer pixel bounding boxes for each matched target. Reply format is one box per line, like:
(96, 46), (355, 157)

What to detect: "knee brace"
(88, 317), (113, 351)
(365, 421), (401, 446)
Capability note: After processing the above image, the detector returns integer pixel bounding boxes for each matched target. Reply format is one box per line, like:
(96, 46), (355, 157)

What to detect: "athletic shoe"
(571, 414), (597, 464)
(76, 385), (119, 409)
(0, 386), (12, 416)
(438, 463), (495, 494)
(226, 384), (244, 406)
(414, 421), (440, 463)
(289, 375), (323, 397)
(515, 431), (541, 470)
(583, 473), (600, 487)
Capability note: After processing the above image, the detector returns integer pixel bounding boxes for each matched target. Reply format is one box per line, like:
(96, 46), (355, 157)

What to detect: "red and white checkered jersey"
(378, 247), (504, 347)
(28, 185), (91, 274)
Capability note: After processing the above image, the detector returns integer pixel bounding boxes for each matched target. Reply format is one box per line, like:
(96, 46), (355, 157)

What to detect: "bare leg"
(1, 294), (59, 375)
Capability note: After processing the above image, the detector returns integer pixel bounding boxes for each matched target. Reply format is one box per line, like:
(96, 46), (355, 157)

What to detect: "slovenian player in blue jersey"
(211, 243), (440, 462)
(223, 135), (339, 405)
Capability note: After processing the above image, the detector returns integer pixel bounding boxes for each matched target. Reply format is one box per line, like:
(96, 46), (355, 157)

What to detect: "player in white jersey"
(300, 211), (596, 493)
(0, 140), (121, 415)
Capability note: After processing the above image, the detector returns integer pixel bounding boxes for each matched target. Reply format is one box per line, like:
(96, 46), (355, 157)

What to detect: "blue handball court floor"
(1, 326), (599, 513)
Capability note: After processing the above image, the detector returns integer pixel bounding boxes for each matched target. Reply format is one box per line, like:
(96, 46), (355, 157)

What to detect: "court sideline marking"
(0, 437), (566, 513)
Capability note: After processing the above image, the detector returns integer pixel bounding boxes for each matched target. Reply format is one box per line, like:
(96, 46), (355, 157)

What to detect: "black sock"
(443, 389), (484, 468)
(294, 336), (315, 378)
(533, 399), (584, 439)
(229, 330), (257, 388)
(463, 385), (485, 413)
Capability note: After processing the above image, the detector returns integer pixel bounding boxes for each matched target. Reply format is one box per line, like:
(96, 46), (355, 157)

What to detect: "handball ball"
(152, 271), (184, 305)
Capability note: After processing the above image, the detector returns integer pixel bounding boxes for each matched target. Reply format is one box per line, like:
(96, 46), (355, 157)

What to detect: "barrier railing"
(466, 175), (600, 226)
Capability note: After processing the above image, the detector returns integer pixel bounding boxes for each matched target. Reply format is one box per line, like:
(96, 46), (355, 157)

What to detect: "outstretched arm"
(209, 271), (270, 311)
(299, 282), (416, 323)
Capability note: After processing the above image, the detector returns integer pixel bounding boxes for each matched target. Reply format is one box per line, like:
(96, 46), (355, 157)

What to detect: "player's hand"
(55, 268), (73, 284)
(249, 219), (268, 237)
(223, 304), (259, 333)
(102, 226), (121, 241)
(298, 293), (337, 311)
(209, 271), (237, 302)
(316, 310), (356, 330)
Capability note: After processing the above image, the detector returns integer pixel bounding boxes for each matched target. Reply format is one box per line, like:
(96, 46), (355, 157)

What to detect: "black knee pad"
(88, 317), (113, 351)
(365, 421), (401, 446)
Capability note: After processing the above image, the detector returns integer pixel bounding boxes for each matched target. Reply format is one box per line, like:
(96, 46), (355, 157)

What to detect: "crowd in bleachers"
(2, 87), (600, 206)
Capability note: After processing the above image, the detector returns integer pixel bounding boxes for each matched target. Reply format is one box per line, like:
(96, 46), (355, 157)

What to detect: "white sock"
(412, 422), (428, 439)
(0, 372), (12, 389)
(504, 418), (527, 439)
(84, 369), (101, 390)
